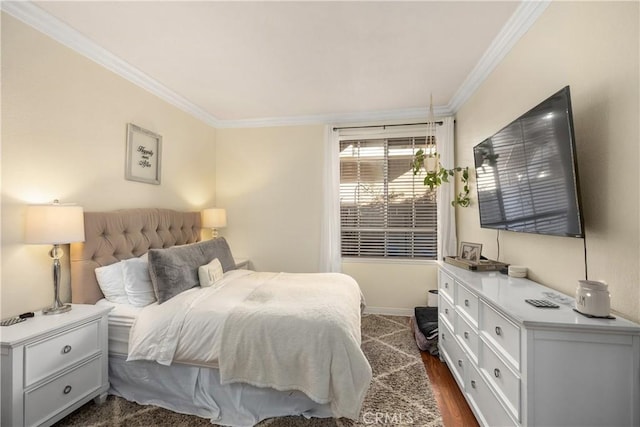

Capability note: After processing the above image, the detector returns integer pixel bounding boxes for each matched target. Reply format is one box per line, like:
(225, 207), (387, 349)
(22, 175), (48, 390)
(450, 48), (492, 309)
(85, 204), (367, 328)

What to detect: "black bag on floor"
(412, 306), (439, 356)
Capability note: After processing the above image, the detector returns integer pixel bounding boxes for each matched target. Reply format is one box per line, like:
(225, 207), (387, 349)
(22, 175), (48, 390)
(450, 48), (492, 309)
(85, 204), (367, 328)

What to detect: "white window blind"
(339, 136), (437, 259)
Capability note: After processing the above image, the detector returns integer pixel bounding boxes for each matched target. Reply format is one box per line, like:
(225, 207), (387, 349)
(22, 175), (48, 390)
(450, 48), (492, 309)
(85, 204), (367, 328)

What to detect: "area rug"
(54, 314), (442, 426)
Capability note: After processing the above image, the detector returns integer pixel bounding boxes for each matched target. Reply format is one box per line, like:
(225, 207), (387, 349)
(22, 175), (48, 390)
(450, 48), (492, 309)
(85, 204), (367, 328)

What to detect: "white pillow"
(95, 262), (129, 304)
(123, 257), (156, 307)
(198, 258), (224, 289)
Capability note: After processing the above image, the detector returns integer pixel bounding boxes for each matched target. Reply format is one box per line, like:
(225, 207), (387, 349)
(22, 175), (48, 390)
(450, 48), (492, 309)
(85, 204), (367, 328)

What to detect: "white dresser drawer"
(456, 313), (479, 363)
(456, 283), (479, 327)
(480, 302), (521, 370)
(439, 294), (456, 331)
(466, 363), (517, 427)
(438, 269), (454, 303)
(25, 320), (100, 386)
(24, 356), (102, 427)
(440, 321), (466, 388)
(480, 342), (521, 421)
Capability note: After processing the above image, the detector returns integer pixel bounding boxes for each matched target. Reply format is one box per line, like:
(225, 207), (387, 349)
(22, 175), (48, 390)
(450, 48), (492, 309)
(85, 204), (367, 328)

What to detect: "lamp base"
(43, 303), (72, 315)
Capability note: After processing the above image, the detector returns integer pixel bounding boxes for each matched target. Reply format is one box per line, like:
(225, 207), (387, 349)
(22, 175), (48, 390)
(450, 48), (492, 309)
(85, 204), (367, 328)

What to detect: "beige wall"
(216, 125), (439, 313)
(343, 261), (436, 315)
(455, 2), (639, 322)
(1, 14), (217, 318)
(215, 126), (325, 273)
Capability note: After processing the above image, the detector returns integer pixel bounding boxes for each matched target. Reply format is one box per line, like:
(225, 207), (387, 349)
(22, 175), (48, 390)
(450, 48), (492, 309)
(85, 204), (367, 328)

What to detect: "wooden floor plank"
(421, 351), (480, 427)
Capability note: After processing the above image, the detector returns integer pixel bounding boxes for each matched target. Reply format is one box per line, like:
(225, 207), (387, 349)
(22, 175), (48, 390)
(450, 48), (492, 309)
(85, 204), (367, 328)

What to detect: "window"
(339, 136), (437, 259)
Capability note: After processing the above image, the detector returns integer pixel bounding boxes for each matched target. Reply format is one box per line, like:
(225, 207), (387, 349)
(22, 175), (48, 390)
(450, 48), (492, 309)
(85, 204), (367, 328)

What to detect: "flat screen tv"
(473, 86), (584, 237)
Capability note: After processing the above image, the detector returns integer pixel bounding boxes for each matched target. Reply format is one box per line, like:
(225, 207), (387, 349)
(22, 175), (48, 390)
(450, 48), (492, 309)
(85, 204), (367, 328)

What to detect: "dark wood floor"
(421, 351), (480, 427)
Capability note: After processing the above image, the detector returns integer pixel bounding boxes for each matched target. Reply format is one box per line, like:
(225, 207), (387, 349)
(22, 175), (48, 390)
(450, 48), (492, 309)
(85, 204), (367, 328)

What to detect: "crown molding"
(215, 105), (452, 129)
(447, 0), (551, 113)
(2, 0), (548, 129)
(1, 1), (221, 128)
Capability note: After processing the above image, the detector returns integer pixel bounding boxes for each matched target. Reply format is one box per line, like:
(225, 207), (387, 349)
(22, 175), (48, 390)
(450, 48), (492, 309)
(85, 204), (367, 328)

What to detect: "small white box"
(508, 265), (527, 278)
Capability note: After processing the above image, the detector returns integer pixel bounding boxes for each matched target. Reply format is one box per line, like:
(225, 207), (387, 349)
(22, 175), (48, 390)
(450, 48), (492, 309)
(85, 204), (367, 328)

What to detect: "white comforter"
(127, 270), (372, 419)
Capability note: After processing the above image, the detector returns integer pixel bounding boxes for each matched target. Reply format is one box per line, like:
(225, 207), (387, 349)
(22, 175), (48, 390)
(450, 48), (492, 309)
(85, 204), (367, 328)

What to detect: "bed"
(69, 208), (371, 426)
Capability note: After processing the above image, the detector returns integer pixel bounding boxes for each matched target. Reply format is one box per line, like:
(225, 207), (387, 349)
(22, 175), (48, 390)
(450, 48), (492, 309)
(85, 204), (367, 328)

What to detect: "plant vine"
(411, 149), (470, 207)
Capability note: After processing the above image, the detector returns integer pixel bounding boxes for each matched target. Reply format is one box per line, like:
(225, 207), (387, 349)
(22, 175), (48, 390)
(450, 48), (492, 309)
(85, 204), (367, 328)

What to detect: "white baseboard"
(363, 306), (414, 317)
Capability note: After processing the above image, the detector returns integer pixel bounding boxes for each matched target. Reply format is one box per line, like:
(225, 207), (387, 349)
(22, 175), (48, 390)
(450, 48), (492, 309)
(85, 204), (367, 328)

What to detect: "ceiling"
(7, 1), (545, 127)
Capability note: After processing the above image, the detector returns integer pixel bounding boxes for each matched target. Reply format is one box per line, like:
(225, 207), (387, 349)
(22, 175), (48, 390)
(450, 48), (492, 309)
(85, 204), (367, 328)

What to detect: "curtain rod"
(333, 121), (444, 132)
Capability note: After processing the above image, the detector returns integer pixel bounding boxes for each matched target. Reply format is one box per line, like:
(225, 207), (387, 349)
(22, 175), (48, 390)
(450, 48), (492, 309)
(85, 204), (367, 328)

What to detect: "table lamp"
(25, 200), (85, 315)
(202, 208), (227, 238)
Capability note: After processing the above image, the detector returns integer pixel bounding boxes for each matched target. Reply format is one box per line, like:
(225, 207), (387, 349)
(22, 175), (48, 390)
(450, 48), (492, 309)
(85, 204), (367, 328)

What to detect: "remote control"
(525, 299), (560, 309)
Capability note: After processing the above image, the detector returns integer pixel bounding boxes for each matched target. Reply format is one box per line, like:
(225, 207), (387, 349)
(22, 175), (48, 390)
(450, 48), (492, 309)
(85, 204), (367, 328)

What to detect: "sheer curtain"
(437, 116), (457, 259)
(319, 125), (342, 272)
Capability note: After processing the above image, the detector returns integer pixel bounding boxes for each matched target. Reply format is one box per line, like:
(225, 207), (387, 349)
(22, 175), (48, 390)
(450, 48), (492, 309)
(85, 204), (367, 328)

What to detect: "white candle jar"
(575, 280), (610, 317)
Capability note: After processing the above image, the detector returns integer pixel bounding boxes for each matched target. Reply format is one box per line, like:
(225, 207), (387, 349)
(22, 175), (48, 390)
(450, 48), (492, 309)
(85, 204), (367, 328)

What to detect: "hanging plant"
(411, 149), (470, 207)
(413, 94), (470, 207)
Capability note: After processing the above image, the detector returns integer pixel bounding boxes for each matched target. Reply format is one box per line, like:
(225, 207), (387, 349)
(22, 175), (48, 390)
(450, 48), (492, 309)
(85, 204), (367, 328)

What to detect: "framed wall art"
(125, 123), (162, 185)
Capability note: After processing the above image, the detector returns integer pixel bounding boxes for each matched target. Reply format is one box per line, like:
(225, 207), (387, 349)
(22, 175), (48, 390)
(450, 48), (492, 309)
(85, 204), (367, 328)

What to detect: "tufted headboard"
(70, 208), (201, 304)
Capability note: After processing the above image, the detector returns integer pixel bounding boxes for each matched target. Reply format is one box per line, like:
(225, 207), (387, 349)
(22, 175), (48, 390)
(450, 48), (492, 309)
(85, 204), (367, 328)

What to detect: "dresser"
(1, 304), (111, 427)
(438, 263), (640, 427)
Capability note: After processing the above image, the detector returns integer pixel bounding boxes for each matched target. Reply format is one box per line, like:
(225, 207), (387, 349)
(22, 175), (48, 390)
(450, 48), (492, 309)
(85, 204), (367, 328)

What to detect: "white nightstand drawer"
(24, 356), (102, 427)
(480, 302), (520, 369)
(480, 342), (520, 421)
(456, 283), (479, 327)
(25, 320), (100, 386)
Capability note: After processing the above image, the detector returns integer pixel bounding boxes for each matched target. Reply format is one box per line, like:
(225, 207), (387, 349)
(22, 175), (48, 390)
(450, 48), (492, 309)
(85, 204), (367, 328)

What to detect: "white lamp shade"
(25, 204), (85, 244)
(202, 208), (227, 228)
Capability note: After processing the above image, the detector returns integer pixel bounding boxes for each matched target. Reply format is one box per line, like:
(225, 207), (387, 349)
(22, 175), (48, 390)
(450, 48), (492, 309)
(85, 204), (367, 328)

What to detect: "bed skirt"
(108, 355), (333, 427)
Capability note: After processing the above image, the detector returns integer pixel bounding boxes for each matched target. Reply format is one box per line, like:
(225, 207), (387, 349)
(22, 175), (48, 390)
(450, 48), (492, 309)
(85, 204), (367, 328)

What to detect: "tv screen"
(473, 86), (584, 237)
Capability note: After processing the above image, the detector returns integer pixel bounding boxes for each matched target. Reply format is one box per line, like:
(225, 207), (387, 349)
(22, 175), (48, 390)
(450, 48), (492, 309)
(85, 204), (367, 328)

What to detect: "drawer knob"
(444, 282), (449, 288)
(464, 331), (469, 339)
(494, 368), (501, 378)
(464, 299), (470, 307)
(495, 326), (502, 336)
(441, 333), (446, 340)
(457, 359), (463, 367)
(444, 308), (449, 314)
(471, 380), (476, 389)
(62, 345), (72, 354)
(63, 385), (72, 395)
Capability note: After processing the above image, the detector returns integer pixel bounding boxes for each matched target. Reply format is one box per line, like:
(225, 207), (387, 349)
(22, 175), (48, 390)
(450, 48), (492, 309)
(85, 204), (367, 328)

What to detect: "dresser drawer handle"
(464, 331), (469, 339)
(470, 380), (476, 389)
(444, 308), (449, 314)
(495, 326), (502, 336)
(441, 333), (446, 340)
(464, 299), (470, 307)
(62, 345), (72, 354)
(494, 368), (501, 378)
(444, 282), (449, 289)
(63, 385), (72, 395)
(457, 359), (463, 367)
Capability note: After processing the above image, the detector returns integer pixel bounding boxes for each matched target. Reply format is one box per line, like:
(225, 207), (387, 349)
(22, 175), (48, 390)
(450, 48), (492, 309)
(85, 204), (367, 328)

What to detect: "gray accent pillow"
(148, 237), (236, 304)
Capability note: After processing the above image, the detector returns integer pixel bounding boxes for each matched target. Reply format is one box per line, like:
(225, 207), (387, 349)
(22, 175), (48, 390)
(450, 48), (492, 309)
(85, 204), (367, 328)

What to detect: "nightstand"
(235, 258), (250, 269)
(1, 304), (111, 427)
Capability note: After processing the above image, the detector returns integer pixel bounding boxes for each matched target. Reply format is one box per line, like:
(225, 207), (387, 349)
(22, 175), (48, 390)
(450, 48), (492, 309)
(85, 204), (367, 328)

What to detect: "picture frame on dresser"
(125, 123), (162, 185)
(459, 241), (482, 262)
